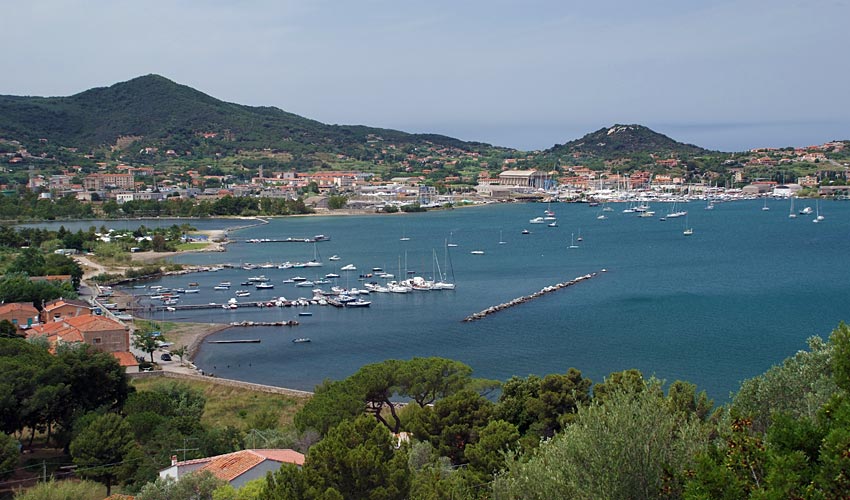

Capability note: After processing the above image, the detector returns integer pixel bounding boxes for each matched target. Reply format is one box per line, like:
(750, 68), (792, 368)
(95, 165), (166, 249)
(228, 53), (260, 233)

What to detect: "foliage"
(0, 273), (77, 308)
(136, 470), (227, 500)
(13, 478), (104, 500)
(294, 358), (478, 437)
(495, 367), (592, 439)
(132, 328), (164, 363)
(0, 432), (19, 481)
(263, 416), (409, 500)
(0, 339), (128, 449)
(494, 384), (707, 500)
(327, 195), (348, 210)
(732, 335), (838, 433)
(70, 413), (139, 496)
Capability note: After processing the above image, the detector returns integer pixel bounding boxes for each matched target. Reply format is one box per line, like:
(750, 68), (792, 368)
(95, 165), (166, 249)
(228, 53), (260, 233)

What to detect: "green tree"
(265, 416), (409, 500)
(137, 470), (228, 500)
(407, 389), (494, 465)
(133, 328), (163, 363)
(0, 432), (18, 480)
(327, 194), (348, 210)
(495, 385), (706, 500)
(0, 320), (19, 339)
(70, 413), (139, 496)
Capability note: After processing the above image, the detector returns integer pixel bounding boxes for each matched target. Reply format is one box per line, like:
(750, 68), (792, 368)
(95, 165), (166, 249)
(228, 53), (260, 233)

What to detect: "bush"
(14, 479), (104, 500)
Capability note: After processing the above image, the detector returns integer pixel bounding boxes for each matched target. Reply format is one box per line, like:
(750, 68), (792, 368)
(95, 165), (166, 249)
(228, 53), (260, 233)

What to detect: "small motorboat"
(521, 229), (530, 234)
(292, 338), (311, 343)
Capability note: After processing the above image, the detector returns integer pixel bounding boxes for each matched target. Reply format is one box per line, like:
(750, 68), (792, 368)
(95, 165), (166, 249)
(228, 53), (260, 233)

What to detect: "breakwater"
(229, 320), (299, 327)
(462, 271), (602, 322)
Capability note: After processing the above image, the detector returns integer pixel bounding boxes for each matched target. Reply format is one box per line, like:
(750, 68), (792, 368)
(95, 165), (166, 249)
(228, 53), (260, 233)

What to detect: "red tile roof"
(0, 302), (38, 316)
(64, 315), (125, 332)
(111, 351), (139, 367)
(175, 449), (305, 482)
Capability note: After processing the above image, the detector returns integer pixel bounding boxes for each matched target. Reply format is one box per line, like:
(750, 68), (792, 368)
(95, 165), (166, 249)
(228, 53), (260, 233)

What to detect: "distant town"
(2, 134), (849, 218)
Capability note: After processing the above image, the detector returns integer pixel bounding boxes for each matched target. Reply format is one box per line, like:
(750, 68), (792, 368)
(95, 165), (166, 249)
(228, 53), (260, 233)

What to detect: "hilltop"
(0, 74), (498, 155)
(549, 124), (710, 158)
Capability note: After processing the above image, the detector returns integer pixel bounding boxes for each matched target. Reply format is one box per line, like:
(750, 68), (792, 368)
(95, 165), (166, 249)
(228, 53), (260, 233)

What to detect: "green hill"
(549, 124), (710, 158)
(0, 74), (495, 154)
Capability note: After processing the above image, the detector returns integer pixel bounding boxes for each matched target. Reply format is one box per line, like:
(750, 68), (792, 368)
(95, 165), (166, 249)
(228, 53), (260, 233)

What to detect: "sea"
(57, 200), (850, 402)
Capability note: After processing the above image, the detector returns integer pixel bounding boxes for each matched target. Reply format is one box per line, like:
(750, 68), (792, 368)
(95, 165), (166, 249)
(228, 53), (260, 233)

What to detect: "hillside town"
(2, 136), (849, 216)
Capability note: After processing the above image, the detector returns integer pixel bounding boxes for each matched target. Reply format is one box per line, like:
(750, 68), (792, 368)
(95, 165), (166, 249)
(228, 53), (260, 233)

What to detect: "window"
(94, 337), (102, 344)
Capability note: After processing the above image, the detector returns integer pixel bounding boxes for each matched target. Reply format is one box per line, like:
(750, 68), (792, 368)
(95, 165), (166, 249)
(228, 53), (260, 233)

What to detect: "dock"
(207, 339), (261, 344)
(462, 271), (602, 322)
(229, 320), (299, 327)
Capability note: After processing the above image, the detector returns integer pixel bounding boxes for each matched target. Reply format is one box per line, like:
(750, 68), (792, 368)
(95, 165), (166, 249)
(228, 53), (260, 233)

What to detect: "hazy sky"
(3, 0), (848, 152)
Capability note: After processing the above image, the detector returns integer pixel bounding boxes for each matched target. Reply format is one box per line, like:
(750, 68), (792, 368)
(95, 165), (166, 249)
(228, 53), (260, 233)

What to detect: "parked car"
(160, 353), (172, 361)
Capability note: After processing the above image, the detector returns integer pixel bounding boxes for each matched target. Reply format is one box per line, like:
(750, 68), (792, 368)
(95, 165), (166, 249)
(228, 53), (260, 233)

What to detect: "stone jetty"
(462, 272), (600, 322)
(229, 320), (299, 327)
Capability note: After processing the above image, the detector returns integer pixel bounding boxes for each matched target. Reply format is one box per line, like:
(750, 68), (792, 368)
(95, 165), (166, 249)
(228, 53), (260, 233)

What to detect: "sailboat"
(813, 199), (824, 223)
(683, 214), (694, 236)
(498, 230), (506, 244)
(447, 231), (458, 247)
(432, 246), (455, 290)
(761, 197), (770, 211)
(576, 229), (583, 242)
(788, 197), (797, 219)
(400, 227), (410, 241)
(569, 233), (579, 249)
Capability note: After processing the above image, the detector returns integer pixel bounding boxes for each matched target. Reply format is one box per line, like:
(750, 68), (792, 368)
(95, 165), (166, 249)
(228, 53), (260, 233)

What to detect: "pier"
(462, 271), (602, 322)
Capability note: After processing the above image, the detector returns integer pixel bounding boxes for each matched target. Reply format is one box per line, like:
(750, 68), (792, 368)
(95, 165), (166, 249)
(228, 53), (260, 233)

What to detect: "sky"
(2, 0), (848, 152)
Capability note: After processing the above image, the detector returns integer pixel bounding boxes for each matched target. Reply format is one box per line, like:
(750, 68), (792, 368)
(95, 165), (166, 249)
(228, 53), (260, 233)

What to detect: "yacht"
(470, 250), (485, 255)
(328, 255), (341, 261)
(255, 283), (275, 289)
(340, 264), (357, 271)
(529, 217), (546, 224)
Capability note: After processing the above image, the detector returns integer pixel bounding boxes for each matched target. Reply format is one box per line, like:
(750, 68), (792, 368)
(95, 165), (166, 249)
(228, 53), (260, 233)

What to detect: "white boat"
(788, 197), (797, 218)
(292, 338), (311, 343)
(499, 230), (506, 245)
(328, 255), (341, 261)
(762, 198), (770, 211)
(683, 228), (694, 236)
(183, 289), (200, 294)
(470, 250), (484, 255)
(345, 299), (371, 307)
(235, 290), (251, 297)
(447, 231), (458, 247)
(800, 206), (813, 215)
(529, 217), (546, 224)
(548, 221), (558, 227)
(255, 283), (275, 289)
(213, 285), (229, 290)
(569, 233), (579, 249)
(165, 306), (176, 312)
(295, 281), (315, 287)
(340, 264), (357, 271)
(325, 273), (340, 279)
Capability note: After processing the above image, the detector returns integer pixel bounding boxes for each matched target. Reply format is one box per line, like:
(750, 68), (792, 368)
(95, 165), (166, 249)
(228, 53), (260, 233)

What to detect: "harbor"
(119, 200), (850, 401)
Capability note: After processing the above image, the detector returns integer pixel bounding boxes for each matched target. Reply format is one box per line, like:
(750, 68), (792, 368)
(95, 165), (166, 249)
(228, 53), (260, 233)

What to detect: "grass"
(130, 377), (308, 431)
(175, 241), (210, 251)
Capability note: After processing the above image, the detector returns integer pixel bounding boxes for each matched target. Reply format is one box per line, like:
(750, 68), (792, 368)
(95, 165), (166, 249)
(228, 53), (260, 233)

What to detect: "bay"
(128, 199), (850, 401)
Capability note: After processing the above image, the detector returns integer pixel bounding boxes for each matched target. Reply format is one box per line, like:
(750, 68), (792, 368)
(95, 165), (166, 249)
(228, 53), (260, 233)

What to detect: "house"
(111, 351), (140, 373)
(159, 449), (305, 489)
(498, 170), (550, 189)
(27, 314), (129, 352)
(40, 298), (93, 323)
(0, 302), (40, 332)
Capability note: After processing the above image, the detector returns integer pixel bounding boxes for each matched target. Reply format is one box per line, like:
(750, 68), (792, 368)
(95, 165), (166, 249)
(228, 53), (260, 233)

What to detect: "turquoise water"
(130, 200), (850, 401)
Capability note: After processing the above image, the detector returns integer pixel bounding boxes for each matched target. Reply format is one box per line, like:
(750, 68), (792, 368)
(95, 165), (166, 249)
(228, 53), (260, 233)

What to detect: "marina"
(121, 200), (850, 401)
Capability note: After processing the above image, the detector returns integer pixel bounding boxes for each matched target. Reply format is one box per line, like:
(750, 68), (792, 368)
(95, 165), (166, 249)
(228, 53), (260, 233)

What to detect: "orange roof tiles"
(176, 449), (305, 482)
(64, 315), (124, 331)
(111, 351), (139, 367)
(0, 302), (38, 316)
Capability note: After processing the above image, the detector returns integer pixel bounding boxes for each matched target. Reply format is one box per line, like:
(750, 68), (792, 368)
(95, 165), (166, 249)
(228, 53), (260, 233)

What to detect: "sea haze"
(128, 200), (850, 401)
